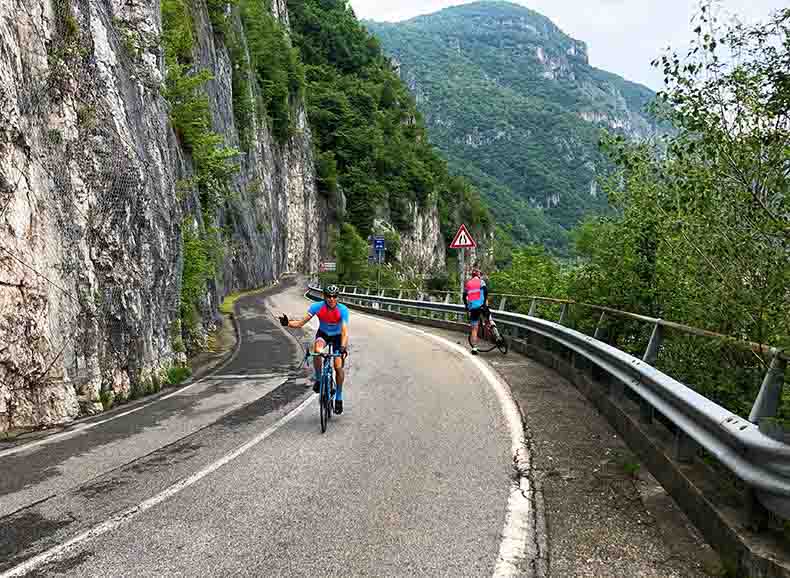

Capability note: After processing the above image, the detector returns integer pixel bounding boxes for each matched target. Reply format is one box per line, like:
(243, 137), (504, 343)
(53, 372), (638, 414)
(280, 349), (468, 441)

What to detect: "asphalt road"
(0, 282), (517, 577)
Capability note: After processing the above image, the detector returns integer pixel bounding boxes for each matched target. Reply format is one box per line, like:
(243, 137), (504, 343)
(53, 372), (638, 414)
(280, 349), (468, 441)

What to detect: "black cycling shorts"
(315, 330), (343, 358)
(469, 305), (490, 325)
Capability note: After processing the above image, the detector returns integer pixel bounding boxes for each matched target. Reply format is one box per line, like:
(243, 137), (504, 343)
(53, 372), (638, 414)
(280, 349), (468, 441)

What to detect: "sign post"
(372, 236), (386, 293)
(449, 224), (477, 297)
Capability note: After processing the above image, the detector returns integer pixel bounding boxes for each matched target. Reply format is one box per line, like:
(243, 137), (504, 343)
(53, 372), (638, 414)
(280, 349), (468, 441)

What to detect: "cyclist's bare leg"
(313, 338), (326, 377)
(333, 356), (344, 387)
(470, 322), (479, 348)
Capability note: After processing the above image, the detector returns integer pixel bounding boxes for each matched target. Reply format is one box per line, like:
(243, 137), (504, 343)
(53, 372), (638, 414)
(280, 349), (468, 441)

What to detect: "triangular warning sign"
(449, 224), (477, 249)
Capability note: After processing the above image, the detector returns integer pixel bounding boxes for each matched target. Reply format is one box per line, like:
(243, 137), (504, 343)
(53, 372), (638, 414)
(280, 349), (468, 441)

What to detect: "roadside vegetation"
(324, 4), (789, 423)
(485, 5), (789, 421)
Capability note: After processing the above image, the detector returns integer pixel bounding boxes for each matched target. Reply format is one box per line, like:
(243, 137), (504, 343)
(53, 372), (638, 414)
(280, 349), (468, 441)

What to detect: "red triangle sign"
(450, 224), (477, 249)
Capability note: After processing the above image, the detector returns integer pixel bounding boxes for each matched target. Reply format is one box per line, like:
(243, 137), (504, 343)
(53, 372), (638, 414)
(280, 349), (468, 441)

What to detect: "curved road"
(0, 280), (526, 576)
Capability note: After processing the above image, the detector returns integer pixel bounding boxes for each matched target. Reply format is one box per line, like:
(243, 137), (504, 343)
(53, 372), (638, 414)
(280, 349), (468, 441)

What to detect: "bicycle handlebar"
(305, 351), (345, 358)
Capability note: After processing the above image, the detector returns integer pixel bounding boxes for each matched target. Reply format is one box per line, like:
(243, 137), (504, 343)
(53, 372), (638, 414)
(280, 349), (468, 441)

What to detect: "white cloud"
(350, 0), (786, 90)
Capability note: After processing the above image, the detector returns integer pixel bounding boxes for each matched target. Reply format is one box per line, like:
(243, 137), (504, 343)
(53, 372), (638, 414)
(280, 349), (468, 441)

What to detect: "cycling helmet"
(324, 285), (339, 298)
(470, 267), (481, 277)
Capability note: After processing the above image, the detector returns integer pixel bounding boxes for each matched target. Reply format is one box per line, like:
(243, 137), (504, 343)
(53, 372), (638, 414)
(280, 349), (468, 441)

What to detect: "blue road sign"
(374, 237), (385, 250)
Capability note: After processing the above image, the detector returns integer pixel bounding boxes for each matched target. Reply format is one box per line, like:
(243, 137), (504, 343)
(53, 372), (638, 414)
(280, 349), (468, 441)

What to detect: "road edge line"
(349, 309), (548, 577)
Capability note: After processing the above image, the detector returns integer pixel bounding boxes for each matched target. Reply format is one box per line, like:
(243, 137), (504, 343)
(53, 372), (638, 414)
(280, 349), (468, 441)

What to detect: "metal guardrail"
(324, 283), (788, 362)
(307, 284), (790, 520)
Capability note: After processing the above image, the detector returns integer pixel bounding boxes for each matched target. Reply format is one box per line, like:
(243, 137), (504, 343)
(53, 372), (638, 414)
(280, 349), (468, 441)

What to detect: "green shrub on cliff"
(161, 0), (239, 346)
(240, 0), (304, 144)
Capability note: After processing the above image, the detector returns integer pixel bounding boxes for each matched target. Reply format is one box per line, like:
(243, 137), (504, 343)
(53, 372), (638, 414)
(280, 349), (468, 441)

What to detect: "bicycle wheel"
(494, 327), (509, 355)
(327, 376), (334, 421)
(320, 376), (328, 433)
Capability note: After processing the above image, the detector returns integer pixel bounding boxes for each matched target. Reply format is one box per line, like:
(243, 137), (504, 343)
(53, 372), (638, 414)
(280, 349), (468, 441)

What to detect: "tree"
(335, 223), (368, 283)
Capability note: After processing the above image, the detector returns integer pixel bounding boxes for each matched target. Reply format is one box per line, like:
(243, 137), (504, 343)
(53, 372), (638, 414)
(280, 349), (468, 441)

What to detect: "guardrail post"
(642, 322), (663, 366)
(749, 354), (787, 423)
(558, 303), (568, 326)
(593, 312), (607, 341)
(444, 294), (451, 321)
(528, 299), (537, 317)
(499, 297), (507, 311)
(351, 287), (357, 295)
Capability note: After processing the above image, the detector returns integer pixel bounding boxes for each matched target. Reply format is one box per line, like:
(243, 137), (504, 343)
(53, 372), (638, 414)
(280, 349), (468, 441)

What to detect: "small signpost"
(319, 261), (337, 273)
(449, 224), (477, 295)
(369, 235), (387, 291)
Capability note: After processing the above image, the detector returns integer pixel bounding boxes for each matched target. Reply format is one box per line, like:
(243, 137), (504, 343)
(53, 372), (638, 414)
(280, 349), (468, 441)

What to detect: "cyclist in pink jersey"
(463, 267), (489, 355)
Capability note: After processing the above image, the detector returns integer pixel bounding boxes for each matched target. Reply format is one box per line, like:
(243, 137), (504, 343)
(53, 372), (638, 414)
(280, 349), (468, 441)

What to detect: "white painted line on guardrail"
(0, 394), (316, 578)
(350, 308), (546, 577)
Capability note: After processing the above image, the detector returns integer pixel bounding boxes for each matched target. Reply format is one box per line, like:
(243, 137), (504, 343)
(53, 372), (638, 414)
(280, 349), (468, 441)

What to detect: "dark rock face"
(0, 0), (324, 430)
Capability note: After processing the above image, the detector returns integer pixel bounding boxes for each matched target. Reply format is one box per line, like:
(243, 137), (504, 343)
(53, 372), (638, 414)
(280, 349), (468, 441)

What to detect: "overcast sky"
(349, 0), (786, 91)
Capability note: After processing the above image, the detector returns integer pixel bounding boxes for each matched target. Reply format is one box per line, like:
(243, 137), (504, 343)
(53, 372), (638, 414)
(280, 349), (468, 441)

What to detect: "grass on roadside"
(219, 285), (271, 316)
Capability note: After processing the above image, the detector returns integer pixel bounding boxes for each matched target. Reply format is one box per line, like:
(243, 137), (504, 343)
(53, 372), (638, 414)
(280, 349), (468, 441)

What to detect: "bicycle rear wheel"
(494, 327), (509, 354)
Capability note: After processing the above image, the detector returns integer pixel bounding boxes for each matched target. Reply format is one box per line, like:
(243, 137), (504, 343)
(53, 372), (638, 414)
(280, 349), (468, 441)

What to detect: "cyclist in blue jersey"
(463, 266), (489, 355)
(279, 285), (349, 414)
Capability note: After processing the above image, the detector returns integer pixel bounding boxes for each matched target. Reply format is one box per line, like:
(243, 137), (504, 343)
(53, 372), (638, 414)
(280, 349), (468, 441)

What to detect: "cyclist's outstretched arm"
(280, 312), (313, 328)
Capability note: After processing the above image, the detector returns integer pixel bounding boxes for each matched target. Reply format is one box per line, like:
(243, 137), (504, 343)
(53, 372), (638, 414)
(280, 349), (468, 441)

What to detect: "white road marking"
(0, 394), (316, 578)
(352, 310), (545, 577)
(208, 373), (291, 380)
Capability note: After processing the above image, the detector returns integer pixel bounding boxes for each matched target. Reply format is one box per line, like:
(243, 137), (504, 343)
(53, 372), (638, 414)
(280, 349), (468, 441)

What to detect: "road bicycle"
(469, 307), (509, 355)
(304, 345), (345, 433)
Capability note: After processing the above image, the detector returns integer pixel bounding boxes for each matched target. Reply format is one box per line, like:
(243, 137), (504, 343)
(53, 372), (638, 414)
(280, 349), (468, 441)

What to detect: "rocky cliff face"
(0, 0), (325, 431)
(397, 203), (445, 272)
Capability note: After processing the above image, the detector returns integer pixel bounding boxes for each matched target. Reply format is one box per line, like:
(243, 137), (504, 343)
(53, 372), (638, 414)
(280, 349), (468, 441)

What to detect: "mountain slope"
(365, 1), (663, 252)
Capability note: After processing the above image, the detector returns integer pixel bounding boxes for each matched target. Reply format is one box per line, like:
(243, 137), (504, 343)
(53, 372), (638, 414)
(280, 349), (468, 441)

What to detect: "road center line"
(0, 394), (316, 578)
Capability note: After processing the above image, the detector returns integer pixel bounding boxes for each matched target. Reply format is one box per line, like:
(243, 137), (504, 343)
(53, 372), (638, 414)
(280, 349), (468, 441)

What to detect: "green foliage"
(335, 223), (368, 283)
(490, 246), (568, 309)
(228, 34), (255, 151)
(161, 0), (194, 65)
(166, 365), (192, 385)
(99, 389), (114, 411)
(287, 0), (491, 241)
(180, 222), (223, 340)
(206, 0), (238, 36)
(240, 0), (304, 144)
(556, 4), (789, 419)
(366, 3), (666, 253)
(162, 0), (239, 219)
(315, 149), (338, 197)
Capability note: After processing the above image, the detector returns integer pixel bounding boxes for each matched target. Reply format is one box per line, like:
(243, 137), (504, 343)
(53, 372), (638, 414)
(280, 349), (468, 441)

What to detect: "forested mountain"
(287, 0), (492, 252)
(365, 1), (663, 252)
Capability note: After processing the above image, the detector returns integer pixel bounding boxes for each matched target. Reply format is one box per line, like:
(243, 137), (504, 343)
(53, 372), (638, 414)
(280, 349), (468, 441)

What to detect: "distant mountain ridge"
(365, 1), (663, 252)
